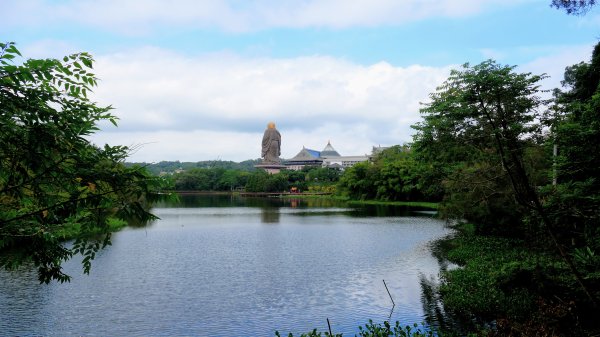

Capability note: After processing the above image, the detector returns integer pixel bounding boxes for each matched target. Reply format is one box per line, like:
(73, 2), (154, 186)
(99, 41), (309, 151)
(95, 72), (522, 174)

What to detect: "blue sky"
(2, 0), (599, 162)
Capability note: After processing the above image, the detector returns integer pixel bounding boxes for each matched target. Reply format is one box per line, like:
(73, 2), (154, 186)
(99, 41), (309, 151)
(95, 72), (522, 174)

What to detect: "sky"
(2, 0), (599, 163)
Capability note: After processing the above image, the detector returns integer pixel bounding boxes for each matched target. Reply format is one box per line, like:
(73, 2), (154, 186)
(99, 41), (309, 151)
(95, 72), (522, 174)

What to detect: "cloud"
(89, 130), (262, 162)
(19, 39), (82, 60)
(520, 43), (596, 93)
(85, 42), (597, 162)
(475, 43), (596, 95)
(4, 0), (527, 33)
(86, 47), (452, 162)
(89, 126), (379, 163)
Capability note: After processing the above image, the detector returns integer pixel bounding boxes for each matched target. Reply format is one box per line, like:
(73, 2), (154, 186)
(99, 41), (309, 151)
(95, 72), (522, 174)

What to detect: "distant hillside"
(127, 159), (262, 175)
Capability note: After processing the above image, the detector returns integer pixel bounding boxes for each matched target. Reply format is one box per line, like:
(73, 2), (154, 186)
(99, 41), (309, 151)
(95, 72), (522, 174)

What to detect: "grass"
(53, 218), (128, 241)
(281, 194), (439, 209)
(345, 199), (438, 209)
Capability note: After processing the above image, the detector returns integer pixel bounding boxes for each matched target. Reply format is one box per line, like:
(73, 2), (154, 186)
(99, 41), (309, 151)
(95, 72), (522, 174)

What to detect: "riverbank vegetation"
(412, 44), (600, 335)
(163, 165), (341, 194)
(428, 223), (592, 336)
(276, 320), (465, 337)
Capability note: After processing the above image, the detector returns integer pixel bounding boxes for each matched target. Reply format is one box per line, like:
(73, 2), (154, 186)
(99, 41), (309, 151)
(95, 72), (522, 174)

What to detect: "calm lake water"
(0, 195), (451, 336)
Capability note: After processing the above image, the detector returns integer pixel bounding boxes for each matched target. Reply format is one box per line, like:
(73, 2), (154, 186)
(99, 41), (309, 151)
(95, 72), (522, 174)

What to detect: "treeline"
(127, 159), (262, 175)
(165, 166), (340, 193)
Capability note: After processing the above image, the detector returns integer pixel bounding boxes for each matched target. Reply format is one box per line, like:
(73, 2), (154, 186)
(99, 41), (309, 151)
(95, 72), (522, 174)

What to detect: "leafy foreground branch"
(0, 42), (164, 283)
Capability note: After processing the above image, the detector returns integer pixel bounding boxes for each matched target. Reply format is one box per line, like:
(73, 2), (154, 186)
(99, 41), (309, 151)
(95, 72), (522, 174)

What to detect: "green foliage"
(275, 328), (342, 337)
(244, 170), (289, 192)
(345, 200), (438, 209)
(169, 166), (338, 193)
(0, 42), (162, 283)
(276, 320), (467, 337)
(306, 167), (341, 184)
(128, 159), (261, 175)
(286, 169), (309, 191)
(436, 227), (589, 335)
(338, 161), (378, 200)
(170, 167), (250, 191)
(550, 0), (597, 15)
(541, 42), (600, 301)
(440, 235), (537, 320)
(439, 161), (526, 235)
(356, 321), (437, 337)
(307, 184), (337, 194)
(337, 146), (438, 202)
(413, 52), (600, 334)
(373, 147), (428, 201)
(412, 60), (549, 236)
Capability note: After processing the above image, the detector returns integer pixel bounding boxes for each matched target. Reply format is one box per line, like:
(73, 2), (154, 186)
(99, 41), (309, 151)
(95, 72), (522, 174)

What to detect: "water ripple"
(0, 202), (451, 336)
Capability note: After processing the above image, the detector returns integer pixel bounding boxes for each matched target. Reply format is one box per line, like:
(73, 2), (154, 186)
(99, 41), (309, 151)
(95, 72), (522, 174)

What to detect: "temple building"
(284, 141), (380, 171)
(284, 147), (323, 170)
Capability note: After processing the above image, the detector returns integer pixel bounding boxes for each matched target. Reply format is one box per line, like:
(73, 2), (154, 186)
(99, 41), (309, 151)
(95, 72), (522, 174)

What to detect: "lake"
(0, 194), (452, 336)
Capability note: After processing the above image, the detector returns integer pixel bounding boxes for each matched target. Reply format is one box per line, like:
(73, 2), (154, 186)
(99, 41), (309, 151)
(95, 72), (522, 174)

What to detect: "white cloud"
(86, 47), (452, 162)
(19, 39), (82, 60)
(475, 43), (596, 95)
(520, 43), (596, 93)
(89, 130), (262, 162)
(3, 0), (527, 33)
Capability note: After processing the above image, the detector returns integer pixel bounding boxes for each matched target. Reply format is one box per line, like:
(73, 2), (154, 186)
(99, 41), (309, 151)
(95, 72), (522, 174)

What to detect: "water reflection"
(156, 193), (356, 210)
(418, 239), (483, 334)
(261, 208), (280, 223)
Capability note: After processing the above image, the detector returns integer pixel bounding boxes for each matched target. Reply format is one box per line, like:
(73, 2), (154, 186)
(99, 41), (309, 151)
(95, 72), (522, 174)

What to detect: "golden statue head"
(267, 122), (276, 129)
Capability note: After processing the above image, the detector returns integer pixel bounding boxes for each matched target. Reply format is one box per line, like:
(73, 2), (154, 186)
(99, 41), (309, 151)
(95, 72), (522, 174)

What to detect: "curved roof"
(320, 141), (341, 157)
(287, 147), (321, 162)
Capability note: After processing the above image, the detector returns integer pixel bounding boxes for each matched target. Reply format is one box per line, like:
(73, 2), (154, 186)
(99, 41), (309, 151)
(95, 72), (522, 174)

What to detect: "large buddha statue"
(261, 122), (281, 164)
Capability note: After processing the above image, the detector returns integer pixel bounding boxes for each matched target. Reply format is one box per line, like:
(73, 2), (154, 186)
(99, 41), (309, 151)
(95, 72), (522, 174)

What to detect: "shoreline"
(166, 190), (439, 209)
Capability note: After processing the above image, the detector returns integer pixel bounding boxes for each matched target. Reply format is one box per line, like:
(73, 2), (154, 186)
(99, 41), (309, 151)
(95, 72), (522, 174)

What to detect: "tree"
(337, 161), (378, 200)
(336, 146), (437, 202)
(305, 167), (340, 183)
(285, 170), (308, 191)
(217, 169), (248, 191)
(413, 60), (548, 228)
(244, 171), (288, 192)
(413, 59), (597, 306)
(546, 42), (600, 305)
(551, 0), (597, 15)
(0, 42), (160, 283)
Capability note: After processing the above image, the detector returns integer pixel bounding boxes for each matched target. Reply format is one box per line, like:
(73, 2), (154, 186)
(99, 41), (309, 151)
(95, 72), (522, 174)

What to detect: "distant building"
(284, 141), (376, 171)
(320, 141), (341, 157)
(285, 147), (323, 170)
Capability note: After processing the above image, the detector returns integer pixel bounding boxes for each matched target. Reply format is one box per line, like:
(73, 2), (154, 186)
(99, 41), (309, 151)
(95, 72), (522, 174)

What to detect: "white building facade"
(285, 141), (382, 171)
